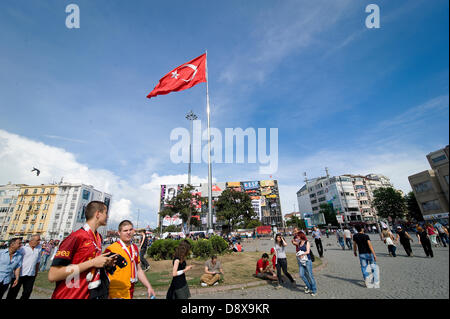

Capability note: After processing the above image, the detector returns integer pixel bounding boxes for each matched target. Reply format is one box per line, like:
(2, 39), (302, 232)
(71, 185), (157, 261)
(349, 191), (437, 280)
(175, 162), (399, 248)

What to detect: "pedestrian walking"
(425, 224), (439, 248)
(395, 226), (414, 257)
(166, 240), (193, 299)
(434, 221), (449, 247)
(48, 201), (116, 299)
(139, 230), (150, 271)
(381, 227), (397, 257)
(336, 228), (345, 250)
(325, 229), (330, 239)
(0, 238), (23, 300)
(39, 239), (54, 272)
(311, 227), (324, 258)
(294, 232), (317, 296)
(416, 226), (434, 258)
(273, 234), (295, 289)
(343, 227), (353, 250)
(353, 225), (380, 288)
(6, 235), (42, 299)
(105, 220), (155, 299)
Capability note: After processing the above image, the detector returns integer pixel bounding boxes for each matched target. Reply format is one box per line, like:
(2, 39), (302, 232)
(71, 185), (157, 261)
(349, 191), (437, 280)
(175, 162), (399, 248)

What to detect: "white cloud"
(0, 129), (210, 229)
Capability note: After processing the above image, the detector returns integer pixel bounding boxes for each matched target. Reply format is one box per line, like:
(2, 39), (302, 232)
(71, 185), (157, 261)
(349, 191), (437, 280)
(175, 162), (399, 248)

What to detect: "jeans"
(297, 257), (317, 293)
(438, 233), (448, 247)
(358, 253), (379, 285)
(387, 245), (397, 257)
(40, 254), (50, 272)
(345, 238), (353, 249)
(338, 238), (345, 249)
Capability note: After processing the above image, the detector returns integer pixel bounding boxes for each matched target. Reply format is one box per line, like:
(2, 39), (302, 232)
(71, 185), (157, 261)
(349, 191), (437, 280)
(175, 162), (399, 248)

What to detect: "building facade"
(0, 183), (26, 241)
(3, 183), (112, 241)
(409, 145), (449, 221)
(297, 174), (393, 226)
(158, 180), (283, 230)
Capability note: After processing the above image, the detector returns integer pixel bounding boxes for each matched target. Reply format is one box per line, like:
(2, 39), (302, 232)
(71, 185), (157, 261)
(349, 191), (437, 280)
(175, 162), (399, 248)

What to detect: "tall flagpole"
(205, 50), (213, 233)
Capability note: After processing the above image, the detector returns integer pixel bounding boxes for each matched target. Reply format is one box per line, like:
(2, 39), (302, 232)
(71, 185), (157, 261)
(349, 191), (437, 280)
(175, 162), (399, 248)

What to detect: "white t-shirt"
(19, 244), (42, 277)
(343, 230), (352, 239)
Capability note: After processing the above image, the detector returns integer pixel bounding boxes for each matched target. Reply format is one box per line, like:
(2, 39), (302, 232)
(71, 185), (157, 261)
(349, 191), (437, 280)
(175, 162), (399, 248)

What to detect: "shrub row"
(147, 235), (229, 261)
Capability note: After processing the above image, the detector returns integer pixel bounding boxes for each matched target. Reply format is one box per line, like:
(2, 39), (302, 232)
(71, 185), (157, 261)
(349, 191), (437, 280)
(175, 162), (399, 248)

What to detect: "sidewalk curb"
(35, 259), (329, 298)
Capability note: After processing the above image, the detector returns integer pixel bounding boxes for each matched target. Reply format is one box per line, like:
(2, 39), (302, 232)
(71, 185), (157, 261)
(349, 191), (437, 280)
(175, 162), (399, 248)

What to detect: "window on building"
(317, 190), (324, 195)
(33, 189), (37, 194)
(38, 196), (42, 202)
(30, 196), (35, 202)
(431, 154), (447, 163)
(24, 189), (28, 195)
(414, 181), (433, 193)
(422, 200), (441, 212)
(311, 200), (317, 204)
(312, 207), (319, 211)
(57, 203), (63, 210)
(41, 188), (45, 193)
(309, 193), (316, 198)
(318, 197), (326, 202)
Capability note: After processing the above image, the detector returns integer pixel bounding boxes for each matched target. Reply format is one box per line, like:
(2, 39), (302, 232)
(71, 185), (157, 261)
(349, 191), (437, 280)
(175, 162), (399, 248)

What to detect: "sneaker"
(365, 278), (374, 288)
(304, 287), (310, 294)
(213, 282), (219, 286)
(310, 292), (317, 296)
(373, 282), (380, 289)
(201, 283), (208, 287)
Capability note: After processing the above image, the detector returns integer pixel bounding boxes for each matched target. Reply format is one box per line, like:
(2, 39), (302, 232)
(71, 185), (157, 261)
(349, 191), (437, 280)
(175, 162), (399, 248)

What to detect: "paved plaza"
(193, 234), (449, 299)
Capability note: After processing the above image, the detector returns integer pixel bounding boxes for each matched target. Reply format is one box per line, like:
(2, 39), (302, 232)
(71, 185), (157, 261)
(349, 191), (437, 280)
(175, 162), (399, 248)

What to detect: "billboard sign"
(243, 181), (259, 190)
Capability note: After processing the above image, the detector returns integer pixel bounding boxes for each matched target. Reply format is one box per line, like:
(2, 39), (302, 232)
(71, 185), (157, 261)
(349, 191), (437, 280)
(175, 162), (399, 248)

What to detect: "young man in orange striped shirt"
(105, 220), (155, 299)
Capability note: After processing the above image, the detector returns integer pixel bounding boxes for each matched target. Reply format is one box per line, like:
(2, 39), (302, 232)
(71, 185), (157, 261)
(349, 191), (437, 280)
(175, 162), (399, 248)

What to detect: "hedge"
(147, 236), (229, 260)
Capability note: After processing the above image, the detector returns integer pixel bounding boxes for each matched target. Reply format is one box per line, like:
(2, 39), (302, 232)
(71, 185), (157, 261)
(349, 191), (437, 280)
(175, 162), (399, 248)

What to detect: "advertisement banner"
(260, 196), (266, 207)
(242, 181), (259, 190)
(162, 214), (183, 226)
(260, 180), (275, 187)
(164, 185), (178, 203)
(227, 182), (241, 187)
(266, 194), (277, 198)
(261, 188), (272, 196)
(251, 199), (262, 220)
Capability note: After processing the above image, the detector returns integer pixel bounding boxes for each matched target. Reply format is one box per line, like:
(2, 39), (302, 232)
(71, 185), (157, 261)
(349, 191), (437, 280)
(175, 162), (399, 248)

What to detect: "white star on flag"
(171, 70), (179, 79)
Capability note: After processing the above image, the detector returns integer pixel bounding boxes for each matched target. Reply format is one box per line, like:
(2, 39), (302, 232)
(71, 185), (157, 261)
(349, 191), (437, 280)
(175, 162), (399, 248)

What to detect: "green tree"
(319, 203), (338, 226)
(244, 219), (262, 229)
(286, 215), (306, 230)
(163, 225), (181, 233)
(405, 191), (424, 222)
(372, 187), (407, 222)
(159, 185), (201, 232)
(215, 189), (256, 232)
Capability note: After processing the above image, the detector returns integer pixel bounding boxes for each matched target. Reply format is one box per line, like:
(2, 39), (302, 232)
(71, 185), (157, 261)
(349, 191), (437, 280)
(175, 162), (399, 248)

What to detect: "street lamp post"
(185, 110), (198, 186)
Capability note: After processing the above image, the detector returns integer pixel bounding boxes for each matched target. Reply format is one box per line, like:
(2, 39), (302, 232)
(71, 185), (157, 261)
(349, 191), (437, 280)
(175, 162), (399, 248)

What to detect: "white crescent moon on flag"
(178, 64), (198, 82)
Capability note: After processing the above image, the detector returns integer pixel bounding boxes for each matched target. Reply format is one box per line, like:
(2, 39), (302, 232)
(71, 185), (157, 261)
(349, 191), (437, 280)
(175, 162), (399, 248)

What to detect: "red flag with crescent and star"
(146, 53), (207, 99)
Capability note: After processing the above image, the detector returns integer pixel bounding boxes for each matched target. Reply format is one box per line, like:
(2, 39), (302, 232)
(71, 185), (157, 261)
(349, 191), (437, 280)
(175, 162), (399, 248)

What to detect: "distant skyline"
(0, 0), (448, 228)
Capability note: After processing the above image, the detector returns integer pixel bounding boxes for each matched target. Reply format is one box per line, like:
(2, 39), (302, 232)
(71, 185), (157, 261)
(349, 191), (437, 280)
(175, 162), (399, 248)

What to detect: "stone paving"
(192, 234), (449, 299)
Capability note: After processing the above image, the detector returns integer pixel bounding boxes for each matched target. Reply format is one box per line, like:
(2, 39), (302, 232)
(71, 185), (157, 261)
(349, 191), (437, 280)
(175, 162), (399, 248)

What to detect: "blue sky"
(0, 0), (448, 228)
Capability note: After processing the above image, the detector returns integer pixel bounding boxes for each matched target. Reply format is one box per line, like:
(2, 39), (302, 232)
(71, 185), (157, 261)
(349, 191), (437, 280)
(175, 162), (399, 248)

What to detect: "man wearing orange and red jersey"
(105, 220), (155, 299)
(48, 201), (116, 299)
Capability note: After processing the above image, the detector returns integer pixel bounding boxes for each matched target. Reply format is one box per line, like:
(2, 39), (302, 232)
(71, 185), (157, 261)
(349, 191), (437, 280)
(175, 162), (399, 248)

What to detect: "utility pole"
(185, 110), (198, 186)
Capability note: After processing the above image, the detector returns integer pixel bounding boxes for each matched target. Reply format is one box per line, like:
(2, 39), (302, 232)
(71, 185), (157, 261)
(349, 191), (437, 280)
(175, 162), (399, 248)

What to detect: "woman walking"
(273, 234), (296, 289)
(426, 224), (439, 248)
(381, 227), (397, 257)
(294, 232), (317, 296)
(166, 240), (193, 299)
(395, 226), (414, 257)
(416, 226), (434, 258)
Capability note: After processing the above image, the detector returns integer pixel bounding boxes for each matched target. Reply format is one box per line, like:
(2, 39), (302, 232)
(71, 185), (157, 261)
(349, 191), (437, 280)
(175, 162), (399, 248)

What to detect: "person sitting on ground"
(233, 242), (243, 252)
(200, 255), (224, 287)
(254, 253), (277, 281)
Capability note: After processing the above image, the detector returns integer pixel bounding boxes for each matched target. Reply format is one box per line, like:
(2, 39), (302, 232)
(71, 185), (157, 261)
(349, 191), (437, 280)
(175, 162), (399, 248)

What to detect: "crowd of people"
(0, 199), (448, 300)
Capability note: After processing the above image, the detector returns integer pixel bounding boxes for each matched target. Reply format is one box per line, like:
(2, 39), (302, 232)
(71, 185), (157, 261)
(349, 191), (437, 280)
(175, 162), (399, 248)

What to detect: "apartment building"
(409, 145), (449, 221)
(0, 183), (26, 240)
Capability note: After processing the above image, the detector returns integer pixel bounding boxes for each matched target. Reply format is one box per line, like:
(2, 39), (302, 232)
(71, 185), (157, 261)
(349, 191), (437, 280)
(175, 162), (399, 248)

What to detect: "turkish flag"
(146, 53), (206, 99)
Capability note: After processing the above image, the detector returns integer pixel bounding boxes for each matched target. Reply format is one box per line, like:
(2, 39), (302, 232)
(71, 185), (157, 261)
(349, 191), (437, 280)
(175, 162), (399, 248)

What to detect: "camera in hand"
(104, 252), (128, 274)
